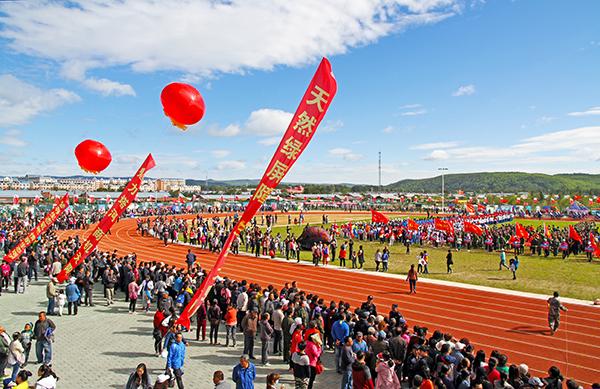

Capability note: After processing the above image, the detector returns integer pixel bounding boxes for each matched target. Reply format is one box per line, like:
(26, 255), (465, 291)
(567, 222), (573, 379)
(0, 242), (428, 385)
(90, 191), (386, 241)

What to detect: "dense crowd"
(3, 243), (589, 389)
(1, 209), (598, 388)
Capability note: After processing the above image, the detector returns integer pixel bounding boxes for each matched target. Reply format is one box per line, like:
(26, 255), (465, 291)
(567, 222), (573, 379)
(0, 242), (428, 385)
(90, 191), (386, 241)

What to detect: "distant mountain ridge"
(384, 172), (600, 194)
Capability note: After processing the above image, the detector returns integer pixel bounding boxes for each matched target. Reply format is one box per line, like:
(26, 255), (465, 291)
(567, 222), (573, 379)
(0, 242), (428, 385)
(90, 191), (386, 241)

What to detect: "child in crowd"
(20, 323), (33, 366)
(56, 289), (67, 316)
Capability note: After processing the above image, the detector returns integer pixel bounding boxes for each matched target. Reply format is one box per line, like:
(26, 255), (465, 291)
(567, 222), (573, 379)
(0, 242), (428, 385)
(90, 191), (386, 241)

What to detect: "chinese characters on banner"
(56, 154), (156, 282)
(177, 58), (337, 328)
(4, 193), (70, 263)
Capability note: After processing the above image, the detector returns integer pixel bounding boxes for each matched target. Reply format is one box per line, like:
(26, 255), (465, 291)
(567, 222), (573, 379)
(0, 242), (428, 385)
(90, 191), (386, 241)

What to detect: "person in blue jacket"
(331, 314), (350, 373)
(65, 277), (81, 315)
(167, 332), (186, 389)
(232, 354), (256, 389)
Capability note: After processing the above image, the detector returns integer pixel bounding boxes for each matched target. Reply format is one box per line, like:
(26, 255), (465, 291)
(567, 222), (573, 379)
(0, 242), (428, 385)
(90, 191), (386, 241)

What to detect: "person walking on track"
(406, 264), (418, 294)
(547, 291), (568, 335)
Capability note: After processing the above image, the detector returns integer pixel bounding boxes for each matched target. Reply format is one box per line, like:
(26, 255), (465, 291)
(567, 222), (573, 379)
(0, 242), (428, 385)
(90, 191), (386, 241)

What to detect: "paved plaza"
(1, 279), (339, 388)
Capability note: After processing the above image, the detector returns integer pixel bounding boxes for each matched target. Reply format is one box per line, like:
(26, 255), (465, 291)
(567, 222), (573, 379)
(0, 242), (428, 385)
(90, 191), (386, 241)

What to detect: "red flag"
(88, 195), (95, 204)
(12, 195), (19, 205)
(4, 194), (70, 262)
(176, 58), (337, 329)
(465, 203), (475, 214)
(543, 223), (551, 239)
(57, 154), (156, 282)
(371, 209), (389, 224)
(463, 221), (483, 236)
(508, 235), (519, 246)
(33, 196), (40, 205)
(435, 219), (454, 235)
(500, 198), (508, 204)
(407, 218), (419, 231)
(569, 225), (582, 243)
(477, 204), (486, 212)
(589, 233), (600, 257)
(515, 222), (529, 240)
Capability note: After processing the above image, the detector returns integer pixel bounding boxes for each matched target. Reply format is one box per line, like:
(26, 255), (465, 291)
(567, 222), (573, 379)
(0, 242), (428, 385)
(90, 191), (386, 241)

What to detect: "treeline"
(385, 172), (600, 194)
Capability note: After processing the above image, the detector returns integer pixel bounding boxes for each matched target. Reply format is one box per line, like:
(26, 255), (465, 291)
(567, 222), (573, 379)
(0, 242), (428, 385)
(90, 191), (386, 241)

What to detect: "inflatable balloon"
(161, 83), (205, 130)
(297, 226), (331, 250)
(74, 139), (112, 174)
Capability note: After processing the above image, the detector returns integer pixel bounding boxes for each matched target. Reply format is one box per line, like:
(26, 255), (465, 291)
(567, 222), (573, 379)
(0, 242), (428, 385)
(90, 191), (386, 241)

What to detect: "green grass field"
(177, 216), (599, 300)
(257, 220), (600, 301)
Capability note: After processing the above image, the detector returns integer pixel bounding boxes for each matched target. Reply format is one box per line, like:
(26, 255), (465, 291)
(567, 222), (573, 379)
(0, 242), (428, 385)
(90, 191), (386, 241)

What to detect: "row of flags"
(371, 210), (598, 253)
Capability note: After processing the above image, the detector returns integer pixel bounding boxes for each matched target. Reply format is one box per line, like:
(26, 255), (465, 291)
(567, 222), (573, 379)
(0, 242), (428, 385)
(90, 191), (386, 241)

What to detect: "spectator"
(166, 333), (186, 389)
(232, 354), (256, 389)
(292, 341), (311, 389)
(213, 370), (232, 389)
(259, 312), (274, 366)
(352, 350), (374, 389)
(33, 312), (55, 365)
(125, 363), (152, 389)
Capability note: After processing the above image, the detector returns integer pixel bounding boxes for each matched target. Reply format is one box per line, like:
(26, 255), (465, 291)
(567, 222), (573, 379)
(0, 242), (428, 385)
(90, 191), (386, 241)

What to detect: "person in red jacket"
(351, 351), (373, 389)
(153, 309), (167, 356)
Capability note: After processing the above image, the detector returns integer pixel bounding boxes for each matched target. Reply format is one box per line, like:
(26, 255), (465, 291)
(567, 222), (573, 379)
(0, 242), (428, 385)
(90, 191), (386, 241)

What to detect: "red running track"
(58, 215), (600, 386)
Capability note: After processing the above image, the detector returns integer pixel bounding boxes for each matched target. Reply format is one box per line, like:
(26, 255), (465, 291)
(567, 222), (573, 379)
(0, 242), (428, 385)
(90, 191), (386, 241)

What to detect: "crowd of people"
(1, 208), (598, 388)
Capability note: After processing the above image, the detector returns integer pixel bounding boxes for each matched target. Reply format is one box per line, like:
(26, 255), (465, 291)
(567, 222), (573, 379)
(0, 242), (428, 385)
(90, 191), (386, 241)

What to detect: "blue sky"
(0, 0), (599, 185)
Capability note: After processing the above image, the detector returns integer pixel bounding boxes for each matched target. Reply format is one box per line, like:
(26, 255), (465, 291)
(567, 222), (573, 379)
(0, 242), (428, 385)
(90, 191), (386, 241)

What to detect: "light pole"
(438, 167), (448, 212)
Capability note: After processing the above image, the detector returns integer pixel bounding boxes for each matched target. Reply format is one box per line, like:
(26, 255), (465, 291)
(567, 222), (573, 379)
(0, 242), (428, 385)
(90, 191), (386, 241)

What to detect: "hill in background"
(385, 172), (600, 194)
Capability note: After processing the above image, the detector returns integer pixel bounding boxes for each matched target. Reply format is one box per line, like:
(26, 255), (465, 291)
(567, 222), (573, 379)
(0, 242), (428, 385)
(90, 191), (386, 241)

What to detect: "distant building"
(286, 185), (304, 194)
(156, 178), (186, 191)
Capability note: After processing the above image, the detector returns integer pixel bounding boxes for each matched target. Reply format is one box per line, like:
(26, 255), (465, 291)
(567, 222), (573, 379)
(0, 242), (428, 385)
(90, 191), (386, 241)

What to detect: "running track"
(58, 213), (600, 386)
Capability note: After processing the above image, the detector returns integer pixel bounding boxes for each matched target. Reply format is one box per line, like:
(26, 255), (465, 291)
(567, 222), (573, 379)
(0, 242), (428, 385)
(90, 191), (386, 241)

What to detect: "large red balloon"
(161, 83), (205, 130)
(74, 139), (112, 174)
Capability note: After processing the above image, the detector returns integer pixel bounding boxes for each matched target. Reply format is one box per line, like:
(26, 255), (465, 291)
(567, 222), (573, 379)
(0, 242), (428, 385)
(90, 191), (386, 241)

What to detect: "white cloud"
(207, 124), (241, 137)
(424, 149), (449, 160)
(411, 141), (459, 150)
(60, 60), (135, 96)
(217, 160), (246, 171)
(400, 109), (427, 116)
(321, 119), (344, 133)
(567, 106), (600, 117)
(0, 129), (27, 147)
(0, 74), (80, 126)
(244, 109), (294, 136)
(258, 137), (280, 146)
(382, 126), (395, 134)
(0, 1), (460, 79)
(399, 104), (422, 109)
(82, 78), (135, 97)
(207, 108), (293, 138)
(211, 149), (230, 158)
(452, 84), (476, 97)
(419, 126), (600, 163)
(399, 103), (427, 116)
(329, 147), (363, 161)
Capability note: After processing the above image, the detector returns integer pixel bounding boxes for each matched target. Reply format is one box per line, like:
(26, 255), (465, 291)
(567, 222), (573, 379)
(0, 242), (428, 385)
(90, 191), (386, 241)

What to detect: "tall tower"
(378, 151), (382, 191)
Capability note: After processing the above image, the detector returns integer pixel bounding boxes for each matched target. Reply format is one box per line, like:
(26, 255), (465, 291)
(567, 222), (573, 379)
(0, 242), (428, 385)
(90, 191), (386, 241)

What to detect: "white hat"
(156, 374), (170, 383)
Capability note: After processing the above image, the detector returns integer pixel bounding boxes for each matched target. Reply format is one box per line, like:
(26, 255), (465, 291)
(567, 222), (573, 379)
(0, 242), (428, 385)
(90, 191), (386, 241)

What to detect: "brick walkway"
(1, 280), (341, 388)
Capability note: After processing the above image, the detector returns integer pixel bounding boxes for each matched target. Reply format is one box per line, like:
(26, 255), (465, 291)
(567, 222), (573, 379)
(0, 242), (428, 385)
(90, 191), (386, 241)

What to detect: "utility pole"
(438, 167), (448, 212)
(378, 151), (382, 191)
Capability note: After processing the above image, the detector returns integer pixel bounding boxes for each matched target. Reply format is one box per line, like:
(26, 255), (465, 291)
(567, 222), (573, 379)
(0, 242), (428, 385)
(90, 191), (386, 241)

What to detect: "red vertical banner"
(4, 194), (70, 262)
(177, 58), (337, 328)
(56, 154), (156, 282)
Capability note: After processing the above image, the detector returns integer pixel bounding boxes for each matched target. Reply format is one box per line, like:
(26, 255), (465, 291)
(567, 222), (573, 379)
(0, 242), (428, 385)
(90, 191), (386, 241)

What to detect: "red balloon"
(161, 83), (205, 130)
(74, 139), (112, 174)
